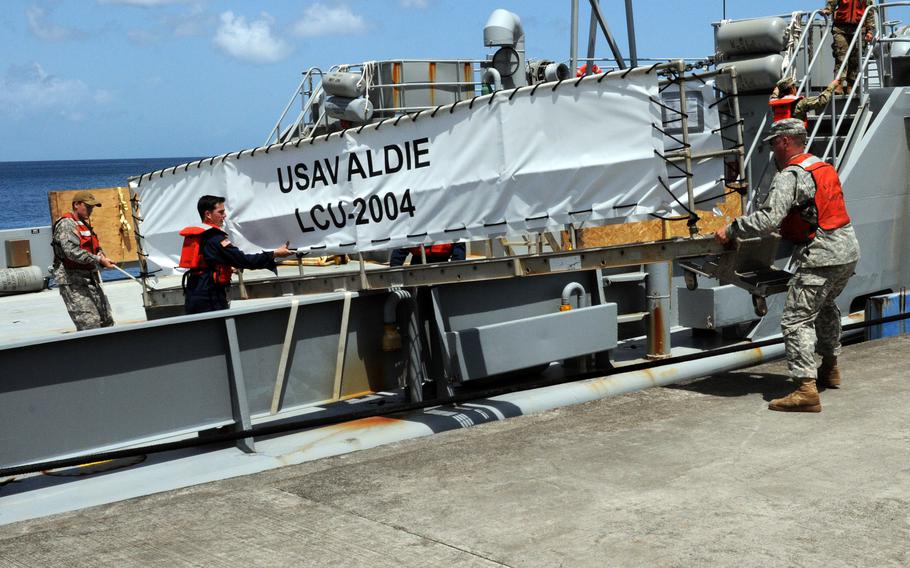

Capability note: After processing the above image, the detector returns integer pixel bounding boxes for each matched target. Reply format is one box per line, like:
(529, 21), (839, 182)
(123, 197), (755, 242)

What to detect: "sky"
(1, 0), (829, 162)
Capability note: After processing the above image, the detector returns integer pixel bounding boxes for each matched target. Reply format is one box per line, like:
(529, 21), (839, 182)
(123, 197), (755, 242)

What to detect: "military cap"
(763, 118), (807, 142)
(72, 190), (102, 207)
(775, 77), (796, 91)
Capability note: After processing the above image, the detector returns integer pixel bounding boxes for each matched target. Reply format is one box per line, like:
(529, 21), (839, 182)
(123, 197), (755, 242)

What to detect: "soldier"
(180, 195), (295, 314)
(768, 76), (840, 124)
(51, 190), (117, 331)
(715, 119), (860, 413)
(822, 0), (876, 94)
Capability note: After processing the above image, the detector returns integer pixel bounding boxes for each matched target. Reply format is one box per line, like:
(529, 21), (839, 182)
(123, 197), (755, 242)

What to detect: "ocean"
(0, 158), (201, 230)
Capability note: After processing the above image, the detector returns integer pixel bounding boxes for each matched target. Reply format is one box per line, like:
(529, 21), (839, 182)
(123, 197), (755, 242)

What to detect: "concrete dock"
(1, 335), (908, 567)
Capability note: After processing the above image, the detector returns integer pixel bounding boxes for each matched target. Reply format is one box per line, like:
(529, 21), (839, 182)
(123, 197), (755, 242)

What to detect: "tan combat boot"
(818, 356), (841, 389)
(768, 379), (822, 413)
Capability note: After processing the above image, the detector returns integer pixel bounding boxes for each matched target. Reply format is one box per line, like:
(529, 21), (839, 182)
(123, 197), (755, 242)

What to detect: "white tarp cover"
(134, 69), (673, 271)
(659, 79), (726, 216)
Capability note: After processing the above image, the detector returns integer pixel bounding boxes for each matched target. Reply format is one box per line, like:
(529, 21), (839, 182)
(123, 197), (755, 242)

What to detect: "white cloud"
(26, 5), (87, 42)
(98, 0), (189, 6)
(292, 3), (367, 38)
(214, 11), (291, 64)
(171, 3), (208, 37)
(0, 63), (115, 120)
(126, 3), (209, 44)
(400, 0), (428, 7)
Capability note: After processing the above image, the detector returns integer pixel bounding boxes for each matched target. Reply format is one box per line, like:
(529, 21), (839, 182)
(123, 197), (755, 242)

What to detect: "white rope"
(781, 11), (803, 80)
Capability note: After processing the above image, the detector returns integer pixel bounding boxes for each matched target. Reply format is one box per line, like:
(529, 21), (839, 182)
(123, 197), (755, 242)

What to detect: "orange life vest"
(834, 0), (867, 25)
(408, 244), (454, 258)
(768, 96), (808, 127)
(179, 224), (233, 285)
(779, 153), (851, 244)
(576, 63), (602, 77)
(54, 211), (101, 270)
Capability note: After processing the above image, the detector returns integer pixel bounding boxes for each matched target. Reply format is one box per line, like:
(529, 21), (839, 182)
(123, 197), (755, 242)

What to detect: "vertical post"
(645, 262), (672, 359)
(357, 252), (369, 289)
(128, 187), (151, 310)
(726, 67), (748, 212)
(332, 292), (353, 400)
(624, 0), (638, 67)
(803, 15), (810, 92)
(674, 60), (697, 235)
(586, 2), (598, 74)
(588, 0), (627, 69)
(270, 298), (299, 415)
(405, 295), (424, 403)
(224, 317), (255, 453)
(570, 0), (579, 72)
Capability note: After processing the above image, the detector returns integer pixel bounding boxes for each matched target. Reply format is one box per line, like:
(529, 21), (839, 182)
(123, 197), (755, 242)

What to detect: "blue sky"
(2, 0), (825, 162)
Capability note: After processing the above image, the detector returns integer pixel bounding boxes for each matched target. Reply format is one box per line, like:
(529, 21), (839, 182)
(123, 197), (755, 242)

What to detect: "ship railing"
(264, 67), (325, 147)
(819, 1), (910, 168)
(329, 59), (484, 121)
(742, 9), (832, 199)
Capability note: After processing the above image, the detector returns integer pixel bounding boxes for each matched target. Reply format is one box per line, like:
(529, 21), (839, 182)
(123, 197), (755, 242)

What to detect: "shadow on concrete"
(668, 371), (795, 401)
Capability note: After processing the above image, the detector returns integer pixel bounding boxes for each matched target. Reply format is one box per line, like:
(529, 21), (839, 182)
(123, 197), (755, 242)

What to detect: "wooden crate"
(48, 187), (138, 264)
(578, 189), (743, 248)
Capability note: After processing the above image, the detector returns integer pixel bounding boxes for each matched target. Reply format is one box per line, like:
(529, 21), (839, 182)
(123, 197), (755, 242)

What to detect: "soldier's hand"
(864, 31), (873, 43)
(820, 8), (830, 16)
(714, 226), (731, 245)
(273, 241), (295, 258)
(829, 78), (840, 89)
(99, 256), (116, 269)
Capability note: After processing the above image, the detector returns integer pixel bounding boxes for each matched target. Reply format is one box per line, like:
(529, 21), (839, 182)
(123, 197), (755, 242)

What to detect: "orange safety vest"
(179, 224), (233, 285)
(409, 243), (454, 258)
(54, 211), (101, 270)
(834, 0), (867, 25)
(576, 63), (602, 77)
(779, 153), (851, 244)
(768, 96), (808, 127)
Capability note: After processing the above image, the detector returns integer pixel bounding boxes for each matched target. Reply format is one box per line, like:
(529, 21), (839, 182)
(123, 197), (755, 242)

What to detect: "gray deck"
(1, 335), (907, 567)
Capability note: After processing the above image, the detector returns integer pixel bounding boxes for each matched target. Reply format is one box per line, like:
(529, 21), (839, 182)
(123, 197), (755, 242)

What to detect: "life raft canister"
(408, 244), (454, 258)
(768, 95), (808, 127)
(779, 154), (851, 244)
(834, 0), (867, 25)
(54, 212), (101, 270)
(178, 224), (233, 285)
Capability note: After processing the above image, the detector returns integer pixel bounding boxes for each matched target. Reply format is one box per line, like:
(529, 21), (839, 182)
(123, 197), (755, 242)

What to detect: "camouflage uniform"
(769, 81), (836, 122)
(728, 155), (860, 379)
(791, 83), (836, 121)
(52, 217), (115, 331)
(827, 0), (876, 88)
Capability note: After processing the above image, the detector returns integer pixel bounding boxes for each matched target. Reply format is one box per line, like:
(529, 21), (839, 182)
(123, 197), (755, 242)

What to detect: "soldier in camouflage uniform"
(716, 119), (860, 413)
(52, 191), (116, 331)
(823, 0), (876, 93)
(769, 76), (840, 122)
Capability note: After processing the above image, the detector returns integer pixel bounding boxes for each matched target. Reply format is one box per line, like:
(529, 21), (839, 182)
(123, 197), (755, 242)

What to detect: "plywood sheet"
(579, 189), (743, 248)
(48, 187), (138, 263)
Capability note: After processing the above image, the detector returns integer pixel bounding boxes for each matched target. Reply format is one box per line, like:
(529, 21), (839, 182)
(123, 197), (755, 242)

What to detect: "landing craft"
(1, 1), (910, 524)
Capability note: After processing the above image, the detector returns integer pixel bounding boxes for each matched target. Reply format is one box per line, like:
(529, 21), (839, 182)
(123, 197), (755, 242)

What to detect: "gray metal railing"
(820, 1), (910, 167)
(743, 10), (831, 180)
(264, 67), (325, 146)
